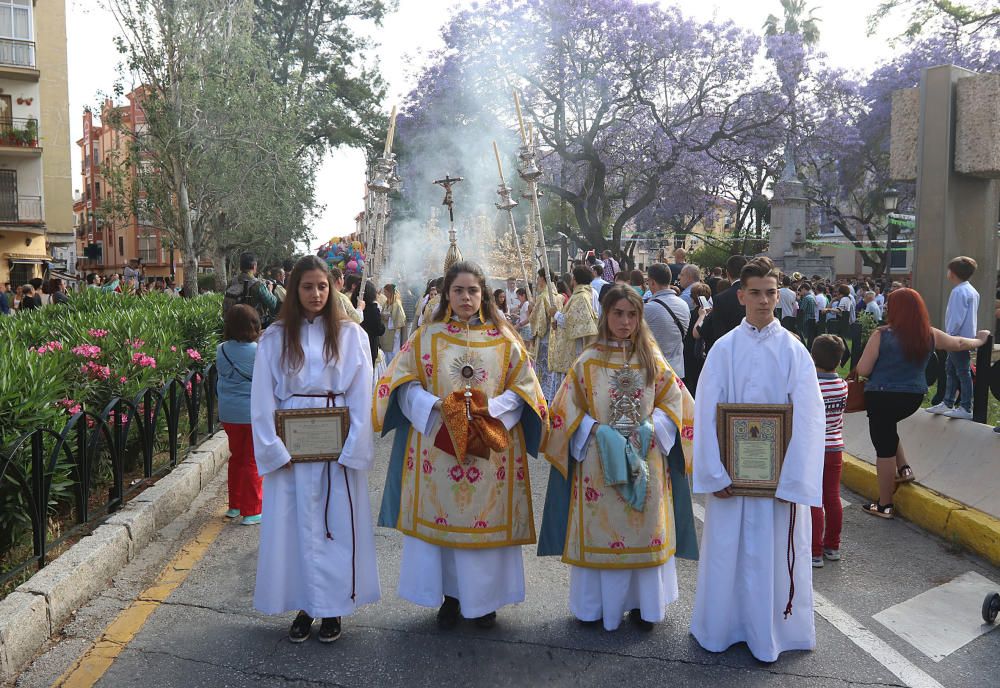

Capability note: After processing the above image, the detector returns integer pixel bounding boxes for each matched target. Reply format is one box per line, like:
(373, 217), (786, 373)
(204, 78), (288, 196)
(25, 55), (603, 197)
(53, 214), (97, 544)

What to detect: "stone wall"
(890, 88), (919, 182)
(956, 73), (1000, 178)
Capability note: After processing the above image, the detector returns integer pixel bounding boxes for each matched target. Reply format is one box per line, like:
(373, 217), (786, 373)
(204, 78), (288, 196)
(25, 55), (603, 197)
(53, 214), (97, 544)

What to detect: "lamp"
(882, 187), (899, 213)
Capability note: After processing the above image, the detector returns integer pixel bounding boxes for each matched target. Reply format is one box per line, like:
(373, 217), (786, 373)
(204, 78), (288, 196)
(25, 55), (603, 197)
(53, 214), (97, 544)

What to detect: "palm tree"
(764, 0), (822, 45)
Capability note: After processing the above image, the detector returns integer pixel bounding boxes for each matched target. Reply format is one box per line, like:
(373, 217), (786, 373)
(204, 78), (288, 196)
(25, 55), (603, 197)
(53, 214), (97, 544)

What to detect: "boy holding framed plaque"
(250, 256), (380, 644)
(690, 257), (826, 663)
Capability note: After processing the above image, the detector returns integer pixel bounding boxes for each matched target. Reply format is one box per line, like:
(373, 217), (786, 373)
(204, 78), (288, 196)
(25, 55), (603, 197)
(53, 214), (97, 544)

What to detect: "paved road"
(15, 434), (1000, 688)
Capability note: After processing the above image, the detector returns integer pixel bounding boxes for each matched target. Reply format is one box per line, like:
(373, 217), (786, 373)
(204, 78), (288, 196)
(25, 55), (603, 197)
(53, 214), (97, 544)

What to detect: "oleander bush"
(0, 290), (222, 567)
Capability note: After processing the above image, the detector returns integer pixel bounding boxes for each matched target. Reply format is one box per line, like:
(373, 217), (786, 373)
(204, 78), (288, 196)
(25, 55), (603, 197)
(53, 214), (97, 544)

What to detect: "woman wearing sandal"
(855, 288), (989, 519)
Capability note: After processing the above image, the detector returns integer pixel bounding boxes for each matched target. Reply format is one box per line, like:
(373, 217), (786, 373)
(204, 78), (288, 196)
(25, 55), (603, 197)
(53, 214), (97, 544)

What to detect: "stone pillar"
(910, 66), (1000, 331)
(767, 170), (807, 266)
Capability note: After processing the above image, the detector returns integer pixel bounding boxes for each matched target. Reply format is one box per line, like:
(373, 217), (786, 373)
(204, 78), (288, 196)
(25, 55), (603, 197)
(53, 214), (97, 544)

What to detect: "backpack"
(223, 276), (270, 326)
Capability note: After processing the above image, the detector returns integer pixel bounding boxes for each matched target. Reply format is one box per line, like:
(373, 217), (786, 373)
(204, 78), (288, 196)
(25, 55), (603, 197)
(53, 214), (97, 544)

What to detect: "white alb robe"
(690, 319), (825, 662)
(568, 409), (681, 630)
(251, 318), (381, 618)
(395, 381), (526, 618)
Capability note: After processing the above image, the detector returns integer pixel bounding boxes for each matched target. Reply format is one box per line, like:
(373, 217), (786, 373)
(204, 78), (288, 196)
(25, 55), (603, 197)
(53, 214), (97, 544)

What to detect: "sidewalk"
(842, 412), (1000, 566)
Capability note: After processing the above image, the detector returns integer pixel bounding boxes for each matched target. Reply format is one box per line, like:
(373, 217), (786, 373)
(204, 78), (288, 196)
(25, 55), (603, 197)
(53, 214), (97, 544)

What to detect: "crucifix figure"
(434, 174), (465, 273)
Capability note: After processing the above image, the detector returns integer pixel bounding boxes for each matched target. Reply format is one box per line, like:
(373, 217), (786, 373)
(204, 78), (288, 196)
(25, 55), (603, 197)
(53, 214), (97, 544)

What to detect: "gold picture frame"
(275, 407), (350, 463)
(716, 403), (793, 498)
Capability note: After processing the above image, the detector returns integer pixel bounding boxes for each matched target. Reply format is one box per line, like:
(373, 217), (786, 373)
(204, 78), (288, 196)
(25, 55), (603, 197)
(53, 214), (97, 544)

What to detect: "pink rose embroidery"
(473, 520), (489, 529)
(400, 341), (412, 353)
(446, 323), (462, 333)
(650, 537), (663, 547)
(449, 465), (465, 482)
(585, 486), (601, 502)
(681, 425), (694, 440)
(486, 327), (500, 337)
(378, 384), (390, 399)
(466, 466), (481, 484)
(422, 459), (433, 475)
(424, 364), (434, 377)
(406, 457), (415, 470)
(422, 354), (431, 361)
(552, 414), (564, 429)
(516, 467), (525, 481)
(435, 516), (448, 526)
(496, 465), (506, 480)
(609, 540), (625, 550)
(539, 406), (547, 420)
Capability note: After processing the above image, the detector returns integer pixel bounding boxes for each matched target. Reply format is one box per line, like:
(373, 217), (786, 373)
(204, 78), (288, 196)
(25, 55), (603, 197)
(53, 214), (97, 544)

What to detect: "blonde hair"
(597, 285), (661, 386)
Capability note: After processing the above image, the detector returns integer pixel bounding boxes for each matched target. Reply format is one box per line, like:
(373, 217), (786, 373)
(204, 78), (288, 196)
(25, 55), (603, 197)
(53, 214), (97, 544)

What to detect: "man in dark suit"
(697, 254), (748, 350)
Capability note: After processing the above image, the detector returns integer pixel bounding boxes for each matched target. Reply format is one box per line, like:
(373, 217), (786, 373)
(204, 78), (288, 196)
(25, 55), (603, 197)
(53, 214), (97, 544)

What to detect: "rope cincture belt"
(783, 503), (797, 620)
(290, 391), (358, 602)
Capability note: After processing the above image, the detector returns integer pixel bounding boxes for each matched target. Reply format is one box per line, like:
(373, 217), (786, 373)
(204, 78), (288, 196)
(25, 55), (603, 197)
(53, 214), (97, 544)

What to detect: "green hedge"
(0, 290), (222, 455)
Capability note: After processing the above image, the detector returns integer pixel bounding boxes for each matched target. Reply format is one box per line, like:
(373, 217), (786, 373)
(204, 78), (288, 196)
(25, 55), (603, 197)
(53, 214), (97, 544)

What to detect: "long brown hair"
(433, 261), (521, 343)
(596, 285), (661, 386)
(277, 255), (343, 373)
(884, 287), (932, 363)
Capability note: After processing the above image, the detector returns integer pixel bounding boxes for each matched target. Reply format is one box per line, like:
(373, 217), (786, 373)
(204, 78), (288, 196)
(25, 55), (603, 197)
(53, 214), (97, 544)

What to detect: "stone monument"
(890, 66), (1000, 330)
(767, 150), (836, 280)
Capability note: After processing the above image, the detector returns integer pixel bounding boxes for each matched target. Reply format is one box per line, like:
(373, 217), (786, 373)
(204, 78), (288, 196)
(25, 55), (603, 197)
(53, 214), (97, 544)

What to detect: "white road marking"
(873, 571), (1000, 662)
(690, 498), (944, 688)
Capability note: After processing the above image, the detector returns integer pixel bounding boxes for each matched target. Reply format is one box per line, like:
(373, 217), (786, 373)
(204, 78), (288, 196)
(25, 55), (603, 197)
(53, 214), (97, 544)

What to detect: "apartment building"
(0, 0), (73, 288)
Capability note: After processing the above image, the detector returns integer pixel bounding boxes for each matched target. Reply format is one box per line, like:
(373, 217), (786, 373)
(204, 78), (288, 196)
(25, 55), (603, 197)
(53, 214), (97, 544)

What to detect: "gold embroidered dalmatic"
(374, 320), (548, 548)
(334, 289), (363, 324)
(529, 285), (559, 343)
(548, 285), (598, 374)
(542, 344), (694, 568)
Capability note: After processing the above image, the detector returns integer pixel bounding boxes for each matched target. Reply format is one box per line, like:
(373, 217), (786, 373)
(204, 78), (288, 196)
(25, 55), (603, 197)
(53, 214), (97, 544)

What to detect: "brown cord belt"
(290, 392), (357, 601)
(784, 503), (797, 619)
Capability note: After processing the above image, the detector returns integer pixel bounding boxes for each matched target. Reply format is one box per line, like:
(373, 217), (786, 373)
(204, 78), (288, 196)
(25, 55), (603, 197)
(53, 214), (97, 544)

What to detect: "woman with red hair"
(856, 288), (989, 518)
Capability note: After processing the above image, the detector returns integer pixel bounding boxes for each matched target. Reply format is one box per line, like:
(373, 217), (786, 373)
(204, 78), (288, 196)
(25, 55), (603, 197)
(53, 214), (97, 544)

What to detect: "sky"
(65, 0), (908, 251)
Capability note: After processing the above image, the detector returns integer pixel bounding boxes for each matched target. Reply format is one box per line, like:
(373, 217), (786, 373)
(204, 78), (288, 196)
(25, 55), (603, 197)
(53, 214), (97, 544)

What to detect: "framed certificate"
(275, 407), (350, 463)
(716, 404), (792, 498)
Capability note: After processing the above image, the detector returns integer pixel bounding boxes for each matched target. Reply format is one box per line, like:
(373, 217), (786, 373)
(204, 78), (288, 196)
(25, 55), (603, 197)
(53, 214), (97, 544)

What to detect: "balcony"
(0, 38), (38, 81)
(0, 194), (43, 226)
(0, 118), (40, 155)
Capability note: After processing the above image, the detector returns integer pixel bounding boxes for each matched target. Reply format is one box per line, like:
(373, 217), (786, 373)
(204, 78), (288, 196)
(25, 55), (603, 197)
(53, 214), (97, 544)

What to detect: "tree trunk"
(212, 243), (229, 291)
(173, 159), (199, 297)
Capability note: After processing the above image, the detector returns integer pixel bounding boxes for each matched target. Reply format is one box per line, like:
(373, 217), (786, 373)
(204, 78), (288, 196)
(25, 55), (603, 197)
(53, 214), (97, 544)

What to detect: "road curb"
(0, 431), (231, 683)
(842, 453), (1000, 567)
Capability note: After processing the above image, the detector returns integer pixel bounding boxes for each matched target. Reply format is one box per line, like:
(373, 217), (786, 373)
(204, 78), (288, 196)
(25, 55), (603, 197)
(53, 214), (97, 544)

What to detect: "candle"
(384, 105), (397, 156)
(493, 141), (506, 184)
(527, 122), (533, 151)
(513, 90), (527, 144)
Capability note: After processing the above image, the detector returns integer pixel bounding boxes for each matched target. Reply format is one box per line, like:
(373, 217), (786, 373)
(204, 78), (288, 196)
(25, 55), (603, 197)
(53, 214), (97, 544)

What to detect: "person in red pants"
(810, 335), (848, 567)
(217, 304), (262, 525)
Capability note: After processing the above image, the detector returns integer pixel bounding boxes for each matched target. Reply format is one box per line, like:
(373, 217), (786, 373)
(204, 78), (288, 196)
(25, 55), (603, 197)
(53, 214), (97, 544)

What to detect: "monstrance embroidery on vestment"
(608, 342), (644, 440)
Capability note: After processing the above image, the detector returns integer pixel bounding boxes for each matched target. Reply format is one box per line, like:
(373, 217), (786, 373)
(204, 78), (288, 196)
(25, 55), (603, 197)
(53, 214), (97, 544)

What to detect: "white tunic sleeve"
(652, 408), (677, 455)
(397, 381), (441, 437)
(774, 343), (826, 506)
(570, 413), (598, 462)
(692, 340), (732, 494)
(337, 324), (376, 472)
(487, 389), (524, 431)
(250, 329), (290, 476)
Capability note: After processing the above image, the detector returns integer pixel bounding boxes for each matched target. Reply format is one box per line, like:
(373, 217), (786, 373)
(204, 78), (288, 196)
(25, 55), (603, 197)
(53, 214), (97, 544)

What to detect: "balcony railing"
(0, 195), (42, 223)
(0, 38), (35, 69)
(0, 118), (39, 148)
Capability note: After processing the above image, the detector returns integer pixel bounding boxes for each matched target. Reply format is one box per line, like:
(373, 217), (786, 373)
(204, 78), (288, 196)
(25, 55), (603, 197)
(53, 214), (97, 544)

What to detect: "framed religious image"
(716, 404), (793, 498)
(274, 407), (350, 463)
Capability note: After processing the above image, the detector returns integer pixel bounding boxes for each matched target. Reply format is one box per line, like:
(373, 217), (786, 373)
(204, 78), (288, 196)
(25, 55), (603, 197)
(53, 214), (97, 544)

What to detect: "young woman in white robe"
(251, 255), (380, 644)
(690, 257), (825, 662)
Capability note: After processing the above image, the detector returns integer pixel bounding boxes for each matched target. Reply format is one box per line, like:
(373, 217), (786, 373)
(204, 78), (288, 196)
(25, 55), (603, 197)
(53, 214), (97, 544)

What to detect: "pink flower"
(539, 405), (547, 420)
(585, 486), (601, 502)
(170, 345), (177, 352)
(486, 327), (500, 337)
(33, 341), (64, 355)
(473, 520), (489, 529)
(465, 466), (481, 484)
(131, 352), (157, 369)
(496, 465), (506, 480)
(185, 348), (202, 362)
(424, 364), (433, 377)
(609, 540), (625, 550)
(551, 414), (564, 429)
(406, 456), (415, 470)
(650, 537), (663, 547)
(377, 384), (390, 399)
(88, 328), (109, 338)
(422, 459), (433, 475)
(449, 465), (464, 482)
(119, 376), (128, 384)
(400, 341), (411, 353)
(185, 381), (193, 396)
(71, 344), (102, 359)
(446, 323), (462, 333)
(676, 378), (685, 389)
(516, 466), (525, 481)
(434, 516), (449, 526)
(681, 425), (694, 441)
(421, 354), (430, 360)
(127, 338), (145, 349)
(81, 362), (111, 380)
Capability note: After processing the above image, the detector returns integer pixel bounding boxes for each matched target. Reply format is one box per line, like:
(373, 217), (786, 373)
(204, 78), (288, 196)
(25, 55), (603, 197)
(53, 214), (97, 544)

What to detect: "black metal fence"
(0, 365), (219, 587)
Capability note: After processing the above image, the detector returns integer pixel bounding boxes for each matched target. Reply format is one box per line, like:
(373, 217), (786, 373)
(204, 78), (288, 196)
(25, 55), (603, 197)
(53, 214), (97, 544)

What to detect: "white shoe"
(924, 403), (951, 415)
(942, 407), (973, 420)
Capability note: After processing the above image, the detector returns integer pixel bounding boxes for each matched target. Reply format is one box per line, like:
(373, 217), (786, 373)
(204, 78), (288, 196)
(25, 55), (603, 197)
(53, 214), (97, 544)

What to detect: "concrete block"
(956, 72), (1000, 178)
(893, 484), (963, 536)
(131, 463), (201, 529)
(104, 500), (158, 554)
(946, 508), (1000, 567)
(0, 591), (50, 682)
(890, 88), (919, 181)
(183, 450), (218, 488)
(16, 524), (130, 632)
(201, 433), (232, 464)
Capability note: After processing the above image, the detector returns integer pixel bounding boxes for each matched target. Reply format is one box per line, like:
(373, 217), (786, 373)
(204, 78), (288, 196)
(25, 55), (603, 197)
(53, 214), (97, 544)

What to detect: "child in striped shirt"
(810, 335), (849, 568)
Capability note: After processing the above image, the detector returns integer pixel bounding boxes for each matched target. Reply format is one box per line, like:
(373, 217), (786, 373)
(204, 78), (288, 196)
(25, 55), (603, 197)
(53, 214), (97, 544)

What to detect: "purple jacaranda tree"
(396, 0), (787, 254)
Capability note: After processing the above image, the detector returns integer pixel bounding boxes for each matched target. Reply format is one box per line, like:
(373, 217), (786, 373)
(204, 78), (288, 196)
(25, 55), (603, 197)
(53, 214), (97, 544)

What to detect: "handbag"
(845, 370), (866, 413)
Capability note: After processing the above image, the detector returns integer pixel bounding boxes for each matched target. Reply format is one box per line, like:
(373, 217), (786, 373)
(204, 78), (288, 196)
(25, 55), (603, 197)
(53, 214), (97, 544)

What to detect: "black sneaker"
(288, 611), (313, 643)
(627, 608), (654, 632)
(473, 611), (497, 629)
(318, 617), (342, 643)
(437, 596), (460, 629)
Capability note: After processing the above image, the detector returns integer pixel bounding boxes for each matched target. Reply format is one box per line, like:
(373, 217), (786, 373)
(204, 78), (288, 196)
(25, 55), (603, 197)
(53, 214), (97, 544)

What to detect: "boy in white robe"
(690, 256), (825, 662)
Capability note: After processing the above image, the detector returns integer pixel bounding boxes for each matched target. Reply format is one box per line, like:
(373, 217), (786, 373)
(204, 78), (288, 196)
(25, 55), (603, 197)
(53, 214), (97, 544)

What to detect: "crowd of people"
(208, 245), (994, 664)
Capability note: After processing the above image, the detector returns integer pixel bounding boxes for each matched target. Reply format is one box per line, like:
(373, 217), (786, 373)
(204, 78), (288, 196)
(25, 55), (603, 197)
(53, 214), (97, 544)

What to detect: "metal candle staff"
(362, 106), (400, 286)
(434, 174), (464, 273)
(492, 141), (531, 291)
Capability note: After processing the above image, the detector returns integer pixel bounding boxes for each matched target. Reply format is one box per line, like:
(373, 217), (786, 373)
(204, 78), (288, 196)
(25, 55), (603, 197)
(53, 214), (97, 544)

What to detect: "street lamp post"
(882, 187), (899, 279)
